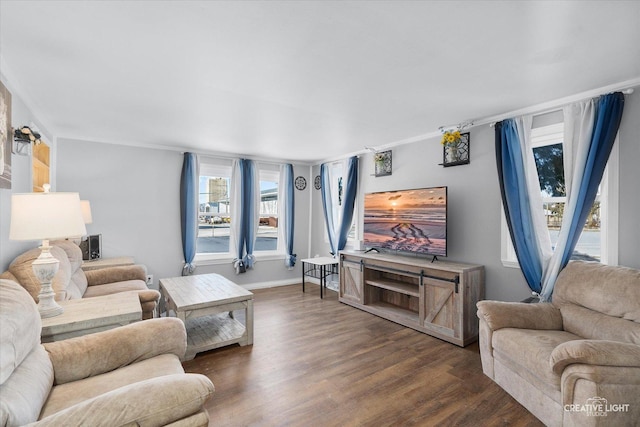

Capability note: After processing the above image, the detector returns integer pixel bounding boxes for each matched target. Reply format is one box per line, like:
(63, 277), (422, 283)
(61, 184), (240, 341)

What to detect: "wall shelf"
(32, 143), (50, 192)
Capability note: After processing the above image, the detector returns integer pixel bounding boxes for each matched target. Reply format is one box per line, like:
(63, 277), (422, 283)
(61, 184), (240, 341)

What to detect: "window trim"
(500, 123), (619, 267)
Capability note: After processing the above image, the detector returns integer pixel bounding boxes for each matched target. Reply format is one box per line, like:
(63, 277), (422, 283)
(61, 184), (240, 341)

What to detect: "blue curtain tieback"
(285, 254), (297, 269)
(243, 254), (256, 269)
(182, 263), (196, 276)
(234, 259), (246, 274)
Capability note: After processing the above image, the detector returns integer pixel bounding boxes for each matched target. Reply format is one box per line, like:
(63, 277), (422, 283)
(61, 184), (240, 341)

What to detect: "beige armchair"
(477, 261), (640, 426)
(0, 279), (214, 426)
(0, 240), (159, 319)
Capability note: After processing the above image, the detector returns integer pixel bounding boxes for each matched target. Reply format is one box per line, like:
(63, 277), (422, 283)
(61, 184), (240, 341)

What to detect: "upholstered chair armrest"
(84, 265), (147, 286)
(44, 318), (186, 385)
(137, 288), (161, 304)
(476, 300), (563, 332)
(25, 373), (214, 427)
(551, 340), (640, 375)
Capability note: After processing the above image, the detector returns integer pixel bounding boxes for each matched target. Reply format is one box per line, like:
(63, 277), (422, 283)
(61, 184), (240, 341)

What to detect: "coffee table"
(40, 292), (142, 343)
(159, 274), (254, 361)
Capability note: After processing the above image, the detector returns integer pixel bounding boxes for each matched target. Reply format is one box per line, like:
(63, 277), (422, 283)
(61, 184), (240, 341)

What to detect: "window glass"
(258, 168), (279, 251)
(197, 170), (231, 254)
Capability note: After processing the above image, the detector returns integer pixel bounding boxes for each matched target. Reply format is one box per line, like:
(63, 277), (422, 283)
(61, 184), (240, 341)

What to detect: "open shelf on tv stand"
(338, 250), (485, 347)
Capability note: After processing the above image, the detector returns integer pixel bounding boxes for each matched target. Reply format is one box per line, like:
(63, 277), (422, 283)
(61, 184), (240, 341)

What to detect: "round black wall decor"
(295, 176), (307, 190)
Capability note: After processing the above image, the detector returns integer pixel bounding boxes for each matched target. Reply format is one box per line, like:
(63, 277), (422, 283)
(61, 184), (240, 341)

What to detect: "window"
(196, 159), (282, 262)
(501, 123), (618, 267)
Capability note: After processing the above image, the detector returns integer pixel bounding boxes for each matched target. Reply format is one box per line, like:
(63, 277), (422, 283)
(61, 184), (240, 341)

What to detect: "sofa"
(477, 261), (640, 426)
(0, 279), (215, 426)
(0, 240), (160, 319)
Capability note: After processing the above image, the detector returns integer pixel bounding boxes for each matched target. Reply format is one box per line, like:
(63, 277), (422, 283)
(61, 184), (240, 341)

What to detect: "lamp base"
(38, 300), (64, 318)
(33, 242), (64, 318)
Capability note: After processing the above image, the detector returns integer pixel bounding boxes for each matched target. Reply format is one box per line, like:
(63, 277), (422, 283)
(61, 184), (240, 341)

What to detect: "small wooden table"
(81, 256), (135, 271)
(159, 274), (254, 361)
(301, 257), (339, 298)
(41, 293), (142, 343)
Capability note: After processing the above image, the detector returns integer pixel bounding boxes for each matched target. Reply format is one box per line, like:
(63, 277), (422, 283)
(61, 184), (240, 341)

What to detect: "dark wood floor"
(182, 284), (543, 427)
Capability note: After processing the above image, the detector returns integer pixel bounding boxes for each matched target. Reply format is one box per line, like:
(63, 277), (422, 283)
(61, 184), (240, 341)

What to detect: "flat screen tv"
(363, 186), (447, 258)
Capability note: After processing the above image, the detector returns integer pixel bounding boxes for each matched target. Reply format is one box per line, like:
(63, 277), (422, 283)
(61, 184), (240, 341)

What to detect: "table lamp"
(9, 185), (87, 318)
(80, 200), (93, 224)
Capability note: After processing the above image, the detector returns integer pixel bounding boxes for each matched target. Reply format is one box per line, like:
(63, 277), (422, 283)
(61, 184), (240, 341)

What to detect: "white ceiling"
(1, 1), (639, 163)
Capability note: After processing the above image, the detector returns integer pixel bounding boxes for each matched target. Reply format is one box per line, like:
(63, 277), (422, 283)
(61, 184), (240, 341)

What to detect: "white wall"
(56, 139), (311, 289)
(618, 92), (640, 269)
(0, 75), (56, 271)
(310, 92), (640, 301)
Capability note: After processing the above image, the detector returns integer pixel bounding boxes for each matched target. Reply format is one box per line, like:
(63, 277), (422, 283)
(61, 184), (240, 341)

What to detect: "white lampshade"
(80, 200), (93, 224)
(10, 192), (87, 241)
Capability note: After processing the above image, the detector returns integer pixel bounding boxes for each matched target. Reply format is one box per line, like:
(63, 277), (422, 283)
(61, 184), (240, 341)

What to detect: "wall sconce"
(13, 126), (43, 155)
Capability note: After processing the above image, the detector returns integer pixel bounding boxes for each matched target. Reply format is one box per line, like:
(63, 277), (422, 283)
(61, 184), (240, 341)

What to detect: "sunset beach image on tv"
(363, 186), (447, 257)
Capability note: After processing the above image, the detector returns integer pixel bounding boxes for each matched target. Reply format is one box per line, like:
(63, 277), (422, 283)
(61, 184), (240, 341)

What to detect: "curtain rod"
(487, 86), (635, 128)
(179, 150), (306, 166)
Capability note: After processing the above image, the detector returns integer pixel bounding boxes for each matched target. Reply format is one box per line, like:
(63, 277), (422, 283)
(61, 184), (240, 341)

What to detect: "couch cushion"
(0, 280), (54, 427)
(553, 261), (640, 322)
(66, 269), (88, 300)
(40, 353), (184, 419)
(51, 240), (83, 273)
(51, 240), (88, 299)
(6, 246), (72, 302)
(0, 346), (54, 427)
(561, 304), (640, 344)
(492, 328), (581, 399)
(0, 280), (43, 384)
(82, 280), (148, 298)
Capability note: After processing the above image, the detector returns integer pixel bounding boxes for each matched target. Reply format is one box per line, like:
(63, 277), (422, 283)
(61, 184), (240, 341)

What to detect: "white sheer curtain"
(230, 159), (242, 268)
(539, 100), (596, 300)
(520, 115), (553, 282)
(278, 164), (296, 269)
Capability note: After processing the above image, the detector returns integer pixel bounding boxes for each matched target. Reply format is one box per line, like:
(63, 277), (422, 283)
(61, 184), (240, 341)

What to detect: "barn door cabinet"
(338, 251), (485, 347)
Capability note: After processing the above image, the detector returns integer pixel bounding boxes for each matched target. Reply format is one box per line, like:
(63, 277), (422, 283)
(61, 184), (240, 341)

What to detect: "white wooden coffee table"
(159, 274), (254, 361)
(40, 292), (142, 343)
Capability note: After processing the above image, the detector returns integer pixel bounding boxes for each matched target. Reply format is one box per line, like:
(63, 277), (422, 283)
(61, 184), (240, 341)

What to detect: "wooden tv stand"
(338, 251), (485, 347)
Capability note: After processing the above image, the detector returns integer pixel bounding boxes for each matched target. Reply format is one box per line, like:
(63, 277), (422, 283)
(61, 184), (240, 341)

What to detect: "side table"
(41, 293), (142, 343)
(81, 256), (135, 272)
(301, 257), (339, 299)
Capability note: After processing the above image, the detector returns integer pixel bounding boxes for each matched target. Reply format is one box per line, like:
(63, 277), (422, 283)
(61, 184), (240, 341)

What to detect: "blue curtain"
(180, 152), (199, 276)
(242, 159), (258, 269)
(337, 156), (358, 251)
(497, 92), (625, 299)
(283, 164), (296, 268)
(233, 159), (258, 273)
(495, 120), (544, 294)
(559, 92), (625, 268)
(320, 156), (358, 256)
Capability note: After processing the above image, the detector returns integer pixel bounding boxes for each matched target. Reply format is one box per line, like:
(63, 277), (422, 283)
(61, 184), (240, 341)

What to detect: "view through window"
(198, 170), (231, 254)
(532, 124), (602, 262)
(196, 162), (280, 255)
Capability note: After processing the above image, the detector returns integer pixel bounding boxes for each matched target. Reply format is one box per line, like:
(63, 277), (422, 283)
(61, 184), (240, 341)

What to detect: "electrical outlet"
(146, 275), (153, 286)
